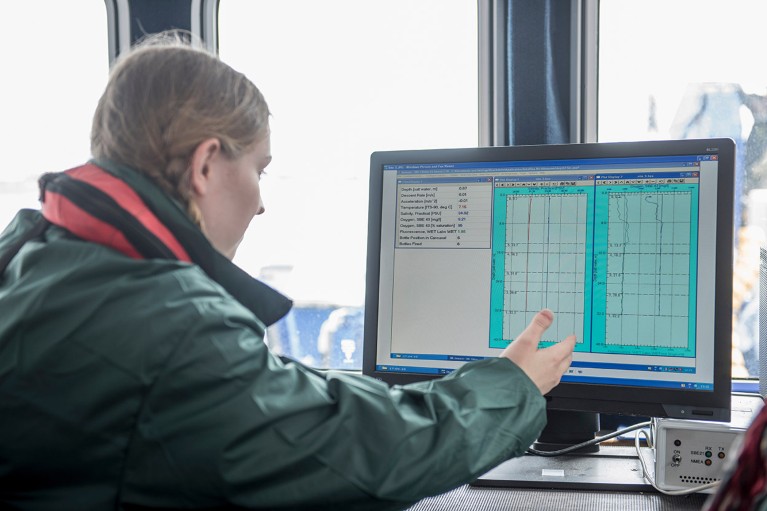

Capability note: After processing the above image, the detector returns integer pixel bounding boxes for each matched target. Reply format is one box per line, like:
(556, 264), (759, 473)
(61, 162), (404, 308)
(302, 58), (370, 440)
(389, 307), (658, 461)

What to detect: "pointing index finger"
(533, 309), (554, 328)
(519, 309), (554, 342)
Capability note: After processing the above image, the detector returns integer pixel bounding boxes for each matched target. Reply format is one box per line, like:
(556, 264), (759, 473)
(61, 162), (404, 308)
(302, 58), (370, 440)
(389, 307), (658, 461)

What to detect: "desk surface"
(408, 484), (707, 510)
(406, 393), (766, 509)
(407, 444), (710, 510)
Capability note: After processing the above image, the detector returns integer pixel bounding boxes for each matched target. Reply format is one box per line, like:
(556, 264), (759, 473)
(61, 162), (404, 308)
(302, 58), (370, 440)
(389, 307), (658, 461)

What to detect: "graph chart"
(604, 191), (692, 350)
(501, 193), (587, 343)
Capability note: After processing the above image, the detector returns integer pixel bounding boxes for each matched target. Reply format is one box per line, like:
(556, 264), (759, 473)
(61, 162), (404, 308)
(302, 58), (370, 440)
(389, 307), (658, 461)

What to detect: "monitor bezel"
(362, 138), (734, 422)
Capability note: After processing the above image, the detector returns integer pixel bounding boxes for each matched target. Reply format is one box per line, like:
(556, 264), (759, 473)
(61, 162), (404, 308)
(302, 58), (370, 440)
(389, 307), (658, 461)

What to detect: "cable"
(527, 420), (652, 457)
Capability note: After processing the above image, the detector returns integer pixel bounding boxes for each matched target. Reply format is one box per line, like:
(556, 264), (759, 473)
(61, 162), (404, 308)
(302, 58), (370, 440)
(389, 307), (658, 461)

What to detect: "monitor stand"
(472, 445), (653, 491)
(472, 410), (654, 491)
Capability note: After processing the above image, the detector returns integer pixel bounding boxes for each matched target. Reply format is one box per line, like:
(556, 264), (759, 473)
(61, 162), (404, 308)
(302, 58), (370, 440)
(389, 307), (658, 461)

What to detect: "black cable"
(527, 421), (652, 457)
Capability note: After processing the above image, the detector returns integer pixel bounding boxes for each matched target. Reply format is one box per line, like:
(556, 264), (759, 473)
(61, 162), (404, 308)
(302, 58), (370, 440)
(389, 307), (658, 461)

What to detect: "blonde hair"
(90, 33), (270, 223)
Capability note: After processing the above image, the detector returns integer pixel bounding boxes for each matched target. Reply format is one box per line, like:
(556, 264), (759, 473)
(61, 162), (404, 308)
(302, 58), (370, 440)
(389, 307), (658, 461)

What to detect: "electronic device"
(362, 138), (735, 490)
(653, 393), (763, 493)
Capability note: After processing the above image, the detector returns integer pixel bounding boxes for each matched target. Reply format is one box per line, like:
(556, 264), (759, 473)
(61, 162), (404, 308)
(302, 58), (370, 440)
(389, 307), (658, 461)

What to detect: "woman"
(0, 36), (574, 510)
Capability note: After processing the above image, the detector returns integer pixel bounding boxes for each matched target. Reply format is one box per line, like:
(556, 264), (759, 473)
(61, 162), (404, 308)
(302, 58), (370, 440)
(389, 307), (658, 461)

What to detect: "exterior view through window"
(219, 0), (479, 370)
(599, 0), (767, 379)
(0, 1), (108, 242)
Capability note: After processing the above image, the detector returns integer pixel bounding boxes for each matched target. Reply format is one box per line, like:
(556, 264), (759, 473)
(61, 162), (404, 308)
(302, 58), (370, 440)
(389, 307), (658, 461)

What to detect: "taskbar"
(375, 363), (713, 390)
(389, 353), (698, 374)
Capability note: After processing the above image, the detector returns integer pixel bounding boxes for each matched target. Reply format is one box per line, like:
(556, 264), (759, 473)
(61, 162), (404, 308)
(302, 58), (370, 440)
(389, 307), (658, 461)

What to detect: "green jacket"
(0, 163), (546, 510)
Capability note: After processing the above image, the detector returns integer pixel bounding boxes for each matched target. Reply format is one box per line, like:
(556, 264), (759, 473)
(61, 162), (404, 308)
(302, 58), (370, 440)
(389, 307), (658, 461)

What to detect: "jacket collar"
(40, 159), (292, 327)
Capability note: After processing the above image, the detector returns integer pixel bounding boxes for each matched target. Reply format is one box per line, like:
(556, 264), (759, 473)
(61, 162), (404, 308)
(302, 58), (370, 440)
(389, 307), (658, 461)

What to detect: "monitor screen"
(363, 138), (734, 425)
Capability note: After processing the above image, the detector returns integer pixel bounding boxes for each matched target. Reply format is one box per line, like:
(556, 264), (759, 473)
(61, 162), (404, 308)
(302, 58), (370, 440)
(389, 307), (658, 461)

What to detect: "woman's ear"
(189, 138), (222, 197)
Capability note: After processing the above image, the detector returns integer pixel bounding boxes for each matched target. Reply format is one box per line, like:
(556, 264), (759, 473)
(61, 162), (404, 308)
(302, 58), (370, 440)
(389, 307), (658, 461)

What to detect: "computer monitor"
(362, 138), (735, 489)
